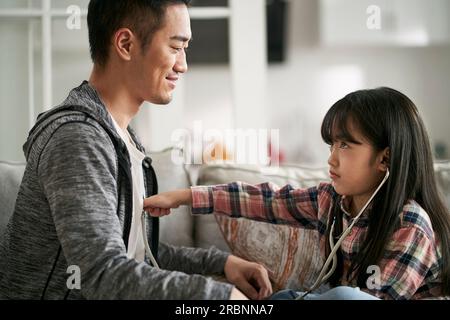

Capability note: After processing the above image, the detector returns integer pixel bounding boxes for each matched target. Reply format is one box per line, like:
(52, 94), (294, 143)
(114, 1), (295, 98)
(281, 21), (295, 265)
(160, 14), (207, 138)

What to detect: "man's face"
(132, 4), (191, 105)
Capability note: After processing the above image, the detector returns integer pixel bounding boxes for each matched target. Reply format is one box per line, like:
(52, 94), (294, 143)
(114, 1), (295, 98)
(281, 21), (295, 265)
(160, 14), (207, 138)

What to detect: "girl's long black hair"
(320, 87), (450, 295)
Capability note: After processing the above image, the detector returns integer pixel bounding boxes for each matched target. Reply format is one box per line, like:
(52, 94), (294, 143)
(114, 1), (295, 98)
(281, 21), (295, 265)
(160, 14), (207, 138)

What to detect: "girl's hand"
(143, 189), (192, 217)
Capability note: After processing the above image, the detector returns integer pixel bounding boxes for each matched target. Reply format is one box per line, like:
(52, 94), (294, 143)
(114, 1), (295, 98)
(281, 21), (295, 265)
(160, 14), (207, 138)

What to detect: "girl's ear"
(378, 147), (390, 172)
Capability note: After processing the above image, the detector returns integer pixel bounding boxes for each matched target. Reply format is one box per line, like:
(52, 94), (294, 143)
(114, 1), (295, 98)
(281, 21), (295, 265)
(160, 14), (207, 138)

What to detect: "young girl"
(144, 87), (450, 300)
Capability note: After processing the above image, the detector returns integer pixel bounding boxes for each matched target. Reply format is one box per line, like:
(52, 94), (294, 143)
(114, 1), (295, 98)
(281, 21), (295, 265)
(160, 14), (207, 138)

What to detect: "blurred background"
(1, 0), (449, 166)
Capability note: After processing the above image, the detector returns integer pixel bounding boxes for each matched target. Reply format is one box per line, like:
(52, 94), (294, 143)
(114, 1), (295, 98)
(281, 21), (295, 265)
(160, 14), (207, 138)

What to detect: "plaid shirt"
(191, 181), (444, 300)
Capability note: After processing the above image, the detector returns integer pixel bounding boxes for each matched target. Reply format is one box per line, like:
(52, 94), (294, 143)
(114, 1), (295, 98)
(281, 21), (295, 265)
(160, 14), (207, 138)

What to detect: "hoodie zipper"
(142, 158), (160, 260)
(117, 147), (133, 249)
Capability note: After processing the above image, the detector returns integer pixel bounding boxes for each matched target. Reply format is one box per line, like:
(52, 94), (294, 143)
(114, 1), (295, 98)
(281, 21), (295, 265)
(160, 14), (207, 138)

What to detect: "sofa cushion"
(434, 161), (450, 209)
(195, 163), (330, 291)
(0, 148), (194, 248)
(0, 161), (25, 236)
(150, 148), (194, 247)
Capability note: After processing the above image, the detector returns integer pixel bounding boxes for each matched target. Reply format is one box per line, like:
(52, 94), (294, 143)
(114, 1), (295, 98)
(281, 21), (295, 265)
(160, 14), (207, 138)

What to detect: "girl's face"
(327, 123), (388, 199)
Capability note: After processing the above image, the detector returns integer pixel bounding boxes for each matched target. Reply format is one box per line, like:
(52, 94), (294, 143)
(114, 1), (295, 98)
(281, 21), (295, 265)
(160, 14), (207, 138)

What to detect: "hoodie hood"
(23, 81), (144, 160)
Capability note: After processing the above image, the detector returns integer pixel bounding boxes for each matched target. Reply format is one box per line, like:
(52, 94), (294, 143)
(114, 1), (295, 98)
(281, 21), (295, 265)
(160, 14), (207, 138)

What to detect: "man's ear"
(378, 147), (390, 172)
(113, 28), (135, 62)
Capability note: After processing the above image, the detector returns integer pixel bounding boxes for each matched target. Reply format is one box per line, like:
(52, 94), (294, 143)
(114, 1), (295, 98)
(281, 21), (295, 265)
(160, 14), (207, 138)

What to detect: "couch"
(1, 148), (450, 292)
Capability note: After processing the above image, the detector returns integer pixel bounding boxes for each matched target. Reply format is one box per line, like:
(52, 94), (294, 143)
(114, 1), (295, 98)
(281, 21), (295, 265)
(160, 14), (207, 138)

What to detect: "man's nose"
(174, 51), (188, 74)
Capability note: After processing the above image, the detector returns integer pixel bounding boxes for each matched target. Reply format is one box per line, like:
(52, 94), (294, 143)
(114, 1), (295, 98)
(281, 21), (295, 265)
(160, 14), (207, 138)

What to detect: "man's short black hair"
(87, 0), (191, 67)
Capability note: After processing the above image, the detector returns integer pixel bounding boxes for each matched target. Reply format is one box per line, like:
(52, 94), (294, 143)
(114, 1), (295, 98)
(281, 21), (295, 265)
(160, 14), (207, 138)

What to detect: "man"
(0, 0), (272, 300)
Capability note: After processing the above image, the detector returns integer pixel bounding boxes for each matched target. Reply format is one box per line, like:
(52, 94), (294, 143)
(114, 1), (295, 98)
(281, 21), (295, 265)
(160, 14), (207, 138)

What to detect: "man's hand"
(144, 189), (192, 217)
(224, 255), (273, 300)
(229, 288), (249, 300)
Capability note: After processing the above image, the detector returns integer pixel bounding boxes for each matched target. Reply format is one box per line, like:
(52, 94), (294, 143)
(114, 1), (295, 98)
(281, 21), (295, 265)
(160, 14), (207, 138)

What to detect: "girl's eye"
(339, 142), (349, 149)
(329, 142), (349, 151)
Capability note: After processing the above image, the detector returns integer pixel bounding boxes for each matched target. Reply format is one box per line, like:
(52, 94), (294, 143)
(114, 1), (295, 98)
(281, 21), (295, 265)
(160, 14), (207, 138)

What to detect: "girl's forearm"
(179, 188), (193, 206)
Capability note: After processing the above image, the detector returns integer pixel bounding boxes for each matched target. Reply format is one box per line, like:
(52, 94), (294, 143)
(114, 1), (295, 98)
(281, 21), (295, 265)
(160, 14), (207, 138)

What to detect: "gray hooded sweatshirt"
(0, 81), (233, 300)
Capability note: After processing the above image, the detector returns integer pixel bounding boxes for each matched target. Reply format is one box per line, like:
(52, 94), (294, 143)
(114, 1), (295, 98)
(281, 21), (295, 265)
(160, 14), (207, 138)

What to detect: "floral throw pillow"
(215, 214), (325, 291)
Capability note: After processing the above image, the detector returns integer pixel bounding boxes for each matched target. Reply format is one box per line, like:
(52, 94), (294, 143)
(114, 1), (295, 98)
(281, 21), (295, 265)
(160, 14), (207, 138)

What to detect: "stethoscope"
(295, 169), (390, 300)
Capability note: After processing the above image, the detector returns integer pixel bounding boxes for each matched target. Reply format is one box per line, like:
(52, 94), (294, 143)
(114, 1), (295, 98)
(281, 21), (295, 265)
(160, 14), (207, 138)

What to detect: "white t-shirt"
(110, 114), (146, 262)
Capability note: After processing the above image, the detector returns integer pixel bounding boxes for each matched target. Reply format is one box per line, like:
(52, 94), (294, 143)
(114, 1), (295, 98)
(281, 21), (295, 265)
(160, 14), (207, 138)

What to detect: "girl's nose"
(328, 147), (338, 167)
